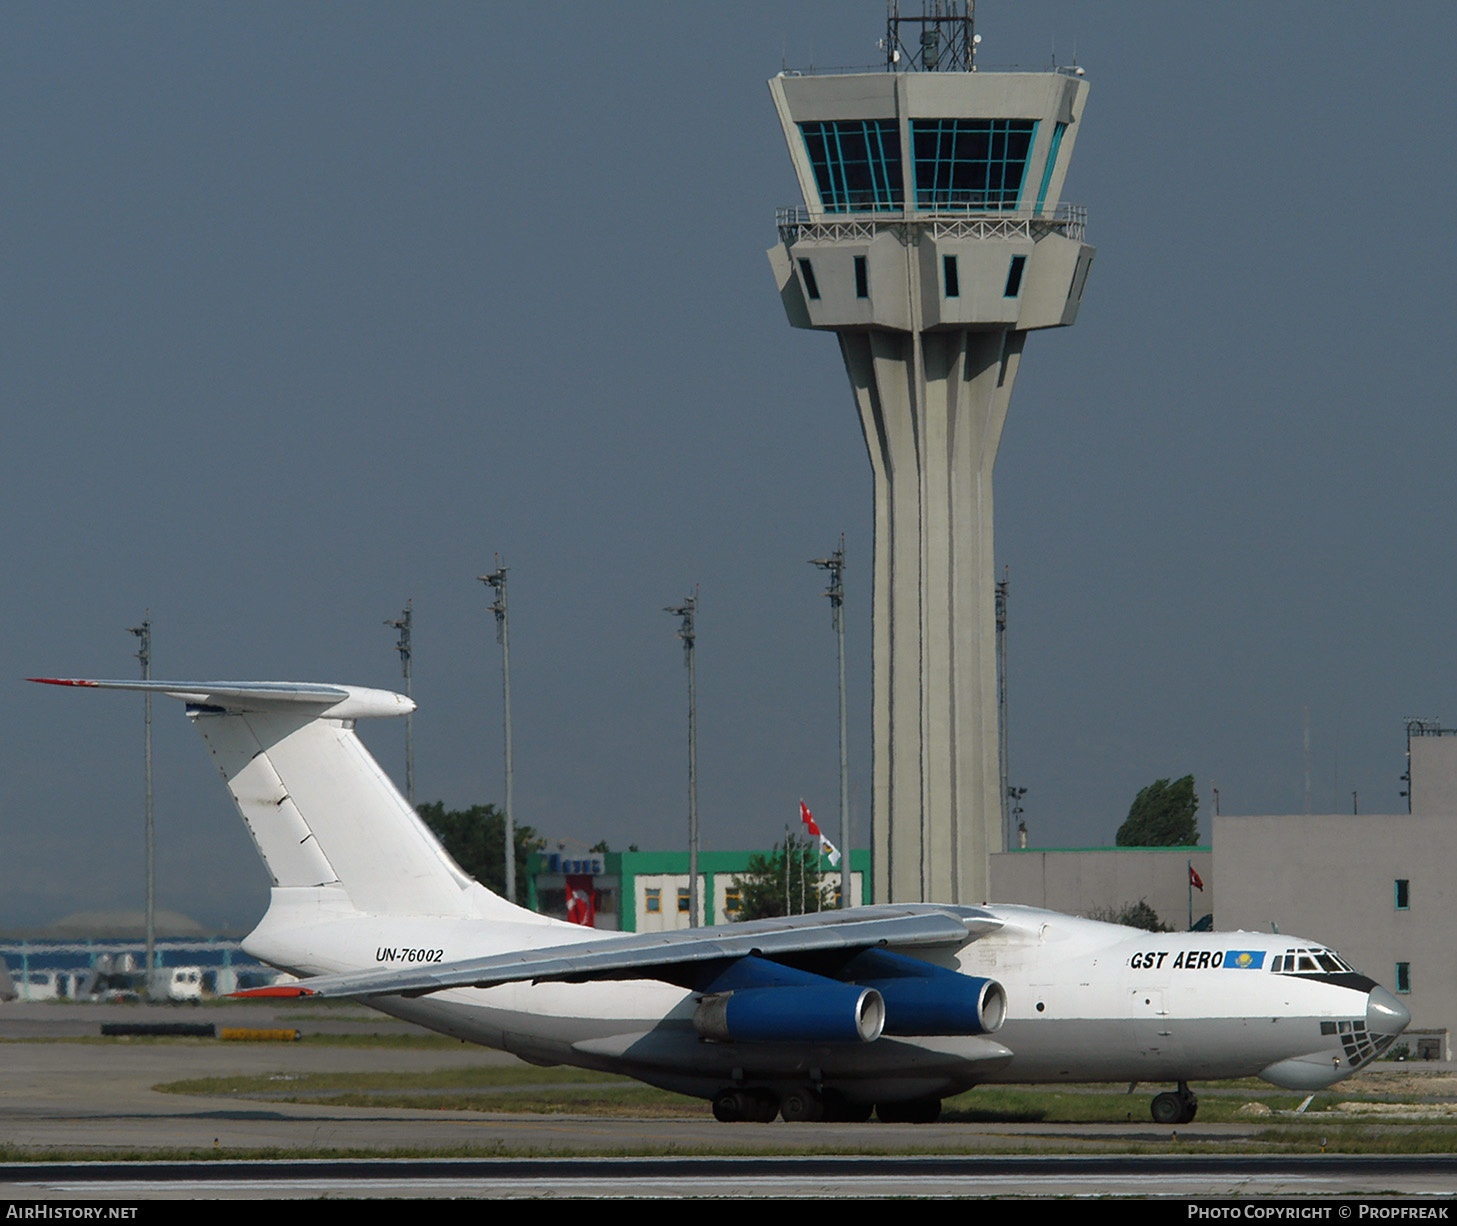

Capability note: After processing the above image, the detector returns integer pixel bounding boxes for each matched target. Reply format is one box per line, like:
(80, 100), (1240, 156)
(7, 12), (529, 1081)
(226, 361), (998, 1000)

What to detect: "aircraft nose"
(1367, 984), (1410, 1036)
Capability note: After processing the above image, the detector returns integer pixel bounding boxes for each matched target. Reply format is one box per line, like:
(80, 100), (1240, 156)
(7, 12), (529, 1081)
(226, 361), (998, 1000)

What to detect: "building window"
(645, 888), (661, 914)
(943, 255), (960, 298)
(1396, 962), (1411, 993)
(724, 888), (741, 915)
(677, 887), (690, 913)
(911, 118), (1037, 211)
(799, 119), (904, 213)
(797, 258), (821, 300)
(1067, 253), (1093, 303)
(1004, 254), (1027, 297)
(1033, 121), (1067, 213)
(854, 256), (868, 299)
(1396, 879), (1410, 910)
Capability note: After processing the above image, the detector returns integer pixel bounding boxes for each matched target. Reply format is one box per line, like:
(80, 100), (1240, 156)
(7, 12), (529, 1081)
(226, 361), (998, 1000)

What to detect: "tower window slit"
(798, 258), (821, 300)
(943, 255), (960, 298)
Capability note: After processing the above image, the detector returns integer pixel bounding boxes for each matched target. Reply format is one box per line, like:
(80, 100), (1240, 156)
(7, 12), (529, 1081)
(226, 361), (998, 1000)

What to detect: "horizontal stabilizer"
(29, 678), (413, 720)
(232, 904), (1001, 1000)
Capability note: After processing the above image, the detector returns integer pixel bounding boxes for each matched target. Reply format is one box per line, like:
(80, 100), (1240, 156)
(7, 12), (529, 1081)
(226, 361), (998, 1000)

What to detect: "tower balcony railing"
(776, 202), (1086, 246)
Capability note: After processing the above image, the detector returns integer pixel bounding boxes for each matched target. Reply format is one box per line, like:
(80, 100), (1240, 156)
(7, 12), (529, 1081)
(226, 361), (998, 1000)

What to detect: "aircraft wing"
(238, 904), (1000, 1000)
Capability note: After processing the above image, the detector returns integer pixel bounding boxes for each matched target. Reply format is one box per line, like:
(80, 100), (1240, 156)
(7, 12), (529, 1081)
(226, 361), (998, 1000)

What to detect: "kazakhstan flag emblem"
(1224, 950), (1265, 970)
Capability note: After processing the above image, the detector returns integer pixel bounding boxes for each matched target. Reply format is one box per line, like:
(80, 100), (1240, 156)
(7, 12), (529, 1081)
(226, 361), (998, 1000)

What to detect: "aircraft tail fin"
(32, 678), (527, 921)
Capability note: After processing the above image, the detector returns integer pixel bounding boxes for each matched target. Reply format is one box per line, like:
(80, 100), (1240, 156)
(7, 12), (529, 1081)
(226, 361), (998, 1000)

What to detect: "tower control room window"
(1034, 122), (1067, 213)
(798, 120), (904, 213)
(911, 119), (1037, 211)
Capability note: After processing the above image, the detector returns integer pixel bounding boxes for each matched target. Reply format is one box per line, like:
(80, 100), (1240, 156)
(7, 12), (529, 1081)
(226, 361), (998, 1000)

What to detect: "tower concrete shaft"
(767, 68), (1093, 905)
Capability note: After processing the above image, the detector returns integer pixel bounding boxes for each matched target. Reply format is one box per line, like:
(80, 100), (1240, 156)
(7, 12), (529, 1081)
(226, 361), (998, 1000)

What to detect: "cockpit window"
(1271, 946), (1354, 975)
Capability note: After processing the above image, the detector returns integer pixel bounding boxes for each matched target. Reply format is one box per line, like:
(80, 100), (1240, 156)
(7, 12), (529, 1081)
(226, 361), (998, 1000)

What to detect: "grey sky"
(4, 2), (1454, 931)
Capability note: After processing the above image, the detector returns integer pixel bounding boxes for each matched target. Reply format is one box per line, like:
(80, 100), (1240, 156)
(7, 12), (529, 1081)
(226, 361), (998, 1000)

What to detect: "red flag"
(799, 800), (822, 838)
(1189, 864), (1204, 892)
(565, 874), (596, 926)
(799, 801), (841, 868)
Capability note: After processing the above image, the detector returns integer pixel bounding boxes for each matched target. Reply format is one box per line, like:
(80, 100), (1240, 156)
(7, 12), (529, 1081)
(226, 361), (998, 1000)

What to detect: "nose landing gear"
(1150, 1080), (1198, 1124)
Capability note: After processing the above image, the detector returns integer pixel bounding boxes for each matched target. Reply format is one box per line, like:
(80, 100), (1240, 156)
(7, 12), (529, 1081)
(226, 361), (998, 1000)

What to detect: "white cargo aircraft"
(36, 678), (1409, 1125)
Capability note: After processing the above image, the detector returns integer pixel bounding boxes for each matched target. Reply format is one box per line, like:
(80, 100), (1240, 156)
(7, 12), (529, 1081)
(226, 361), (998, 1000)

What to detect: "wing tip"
(28, 678), (98, 687)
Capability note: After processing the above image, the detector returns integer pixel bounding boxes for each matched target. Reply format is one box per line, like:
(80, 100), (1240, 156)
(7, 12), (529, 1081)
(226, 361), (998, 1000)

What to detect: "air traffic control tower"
(767, 12), (1093, 905)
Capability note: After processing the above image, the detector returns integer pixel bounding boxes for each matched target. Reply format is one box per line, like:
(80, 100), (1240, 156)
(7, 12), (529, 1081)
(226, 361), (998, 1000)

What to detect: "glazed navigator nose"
(1367, 984), (1410, 1036)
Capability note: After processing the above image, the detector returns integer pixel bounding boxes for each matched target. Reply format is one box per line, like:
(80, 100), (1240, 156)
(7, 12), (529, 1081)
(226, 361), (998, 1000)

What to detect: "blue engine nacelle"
(693, 984), (885, 1044)
(865, 974), (1005, 1035)
(844, 948), (1006, 1035)
(691, 954), (886, 1044)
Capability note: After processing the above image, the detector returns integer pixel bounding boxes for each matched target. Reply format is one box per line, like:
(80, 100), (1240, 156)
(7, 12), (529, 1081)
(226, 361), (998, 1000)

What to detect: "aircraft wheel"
(1177, 1085), (1198, 1124)
(1150, 1091), (1183, 1125)
(712, 1090), (742, 1123)
(779, 1087), (824, 1123)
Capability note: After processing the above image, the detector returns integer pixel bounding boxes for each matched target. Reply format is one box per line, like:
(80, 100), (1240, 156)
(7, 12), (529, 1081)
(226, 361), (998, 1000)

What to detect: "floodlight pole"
(666, 590), (699, 927)
(479, 561), (515, 904)
(385, 601), (415, 807)
(996, 571), (1010, 850)
(810, 539), (849, 907)
(126, 617), (154, 999)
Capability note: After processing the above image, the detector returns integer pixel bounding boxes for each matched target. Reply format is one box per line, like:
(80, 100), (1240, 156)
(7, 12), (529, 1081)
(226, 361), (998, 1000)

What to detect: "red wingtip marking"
(228, 986), (316, 999)
(28, 678), (98, 687)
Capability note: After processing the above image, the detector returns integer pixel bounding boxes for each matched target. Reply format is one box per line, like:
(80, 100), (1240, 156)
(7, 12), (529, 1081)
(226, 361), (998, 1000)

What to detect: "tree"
(1089, 899), (1172, 932)
(416, 801), (538, 897)
(731, 835), (835, 921)
(1115, 775), (1199, 846)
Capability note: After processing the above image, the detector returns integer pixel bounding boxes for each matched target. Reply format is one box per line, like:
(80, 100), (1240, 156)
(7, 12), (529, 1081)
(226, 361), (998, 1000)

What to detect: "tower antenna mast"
(885, 1), (978, 72)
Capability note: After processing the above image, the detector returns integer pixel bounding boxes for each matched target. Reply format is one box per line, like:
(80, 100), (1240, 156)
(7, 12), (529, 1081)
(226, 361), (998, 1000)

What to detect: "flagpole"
(1188, 858), (1193, 931)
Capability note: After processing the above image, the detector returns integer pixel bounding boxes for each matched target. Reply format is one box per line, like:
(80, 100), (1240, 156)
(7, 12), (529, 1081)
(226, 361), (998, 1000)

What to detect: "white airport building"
(992, 728), (1457, 1057)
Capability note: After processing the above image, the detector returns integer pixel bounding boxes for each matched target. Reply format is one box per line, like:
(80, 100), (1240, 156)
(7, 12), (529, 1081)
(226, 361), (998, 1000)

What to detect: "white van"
(165, 967), (206, 1001)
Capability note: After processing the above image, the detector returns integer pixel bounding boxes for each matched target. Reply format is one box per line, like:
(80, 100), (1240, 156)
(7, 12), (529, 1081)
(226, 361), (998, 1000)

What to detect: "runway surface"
(5, 1155), (1457, 1199)
(0, 1002), (1452, 1199)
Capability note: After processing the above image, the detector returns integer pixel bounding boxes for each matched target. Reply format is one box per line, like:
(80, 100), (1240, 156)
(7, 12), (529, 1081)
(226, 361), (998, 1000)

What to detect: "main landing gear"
(711, 1085), (922, 1124)
(712, 1088), (778, 1123)
(1150, 1080), (1198, 1125)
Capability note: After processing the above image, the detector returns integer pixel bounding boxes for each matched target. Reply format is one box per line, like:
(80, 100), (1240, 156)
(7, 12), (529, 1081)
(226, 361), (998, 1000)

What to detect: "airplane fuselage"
(244, 899), (1406, 1105)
